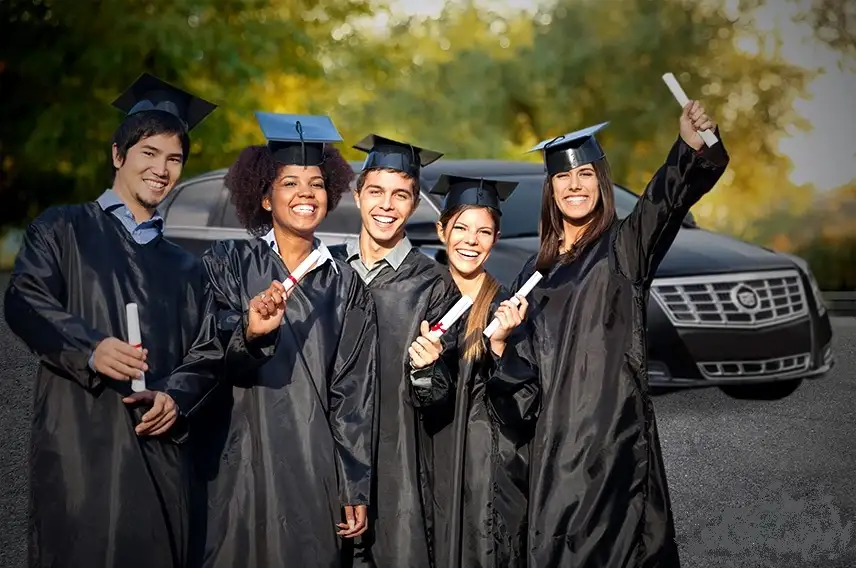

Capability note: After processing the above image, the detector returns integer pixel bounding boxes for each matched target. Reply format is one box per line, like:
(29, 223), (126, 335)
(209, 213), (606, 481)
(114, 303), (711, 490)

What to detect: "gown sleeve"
(485, 263), (541, 427)
(613, 132), (730, 285)
(329, 279), (379, 507)
(200, 242), (278, 375)
(410, 273), (462, 408)
(4, 213), (108, 389)
(159, 278), (227, 419)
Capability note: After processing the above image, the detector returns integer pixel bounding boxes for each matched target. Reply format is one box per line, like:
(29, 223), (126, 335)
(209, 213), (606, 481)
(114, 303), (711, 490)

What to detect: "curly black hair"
(224, 144), (355, 237)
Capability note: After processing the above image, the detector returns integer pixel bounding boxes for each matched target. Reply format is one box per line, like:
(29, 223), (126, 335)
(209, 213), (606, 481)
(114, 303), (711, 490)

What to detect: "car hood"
(497, 228), (796, 278)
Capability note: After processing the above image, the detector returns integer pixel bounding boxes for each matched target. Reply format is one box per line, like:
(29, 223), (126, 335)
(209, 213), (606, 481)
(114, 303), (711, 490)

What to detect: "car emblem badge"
(730, 283), (762, 314)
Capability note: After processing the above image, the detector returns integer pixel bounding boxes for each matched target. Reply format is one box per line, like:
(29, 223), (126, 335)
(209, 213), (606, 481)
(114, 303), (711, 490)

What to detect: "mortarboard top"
(429, 175), (519, 216)
(254, 111), (343, 167)
(526, 121), (609, 177)
(112, 73), (217, 131)
(353, 134), (443, 178)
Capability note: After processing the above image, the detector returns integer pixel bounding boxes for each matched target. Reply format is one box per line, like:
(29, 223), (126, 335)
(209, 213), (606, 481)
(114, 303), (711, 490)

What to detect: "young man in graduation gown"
(3, 74), (248, 568)
(329, 136), (462, 568)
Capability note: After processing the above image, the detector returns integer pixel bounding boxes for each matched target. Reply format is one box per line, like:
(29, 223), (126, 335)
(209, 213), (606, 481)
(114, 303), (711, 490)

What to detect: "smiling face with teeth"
(551, 163), (602, 224)
(262, 165), (328, 238)
(354, 168), (419, 248)
(437, 205), (499, 279)
(112, 133), (184, 214)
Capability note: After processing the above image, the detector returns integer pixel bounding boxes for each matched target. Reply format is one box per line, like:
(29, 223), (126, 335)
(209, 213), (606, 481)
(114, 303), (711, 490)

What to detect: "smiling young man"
(4, 73), (231, 568)
(329, 135), (462, 568)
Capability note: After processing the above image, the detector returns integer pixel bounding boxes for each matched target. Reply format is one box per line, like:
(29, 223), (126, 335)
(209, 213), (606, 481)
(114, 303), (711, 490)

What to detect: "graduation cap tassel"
(295, 121), (306, 165)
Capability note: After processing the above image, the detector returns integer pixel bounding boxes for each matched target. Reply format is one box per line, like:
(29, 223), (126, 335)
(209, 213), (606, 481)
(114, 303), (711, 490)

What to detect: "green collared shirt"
(344, 235), (414, 285)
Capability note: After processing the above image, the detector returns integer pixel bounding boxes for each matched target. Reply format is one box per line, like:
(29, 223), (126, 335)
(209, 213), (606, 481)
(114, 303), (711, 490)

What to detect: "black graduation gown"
(189, 238), (378, 568)
(328, 244), (461, 568)
(495, 136), (730, 568)
(431, 286), (540, 568)
(4, 203), (224, 568)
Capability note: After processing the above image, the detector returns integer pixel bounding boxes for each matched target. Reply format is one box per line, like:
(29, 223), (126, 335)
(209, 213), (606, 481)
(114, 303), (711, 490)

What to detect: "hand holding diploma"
(408, 320), (444, 370)
(92, 337), (148, 381)
(247, 280), (288, 341)
(679, 100), (717, 153)
(488, 296), (529, 356)
(336, 504), (368, 538)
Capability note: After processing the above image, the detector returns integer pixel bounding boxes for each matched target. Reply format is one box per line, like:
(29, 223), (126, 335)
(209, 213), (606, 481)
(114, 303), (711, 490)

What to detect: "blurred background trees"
(1, 0), (854, 288)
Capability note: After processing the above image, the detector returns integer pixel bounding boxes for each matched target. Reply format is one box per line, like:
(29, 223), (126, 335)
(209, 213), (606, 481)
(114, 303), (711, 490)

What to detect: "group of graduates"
(5, 72), (729, 568)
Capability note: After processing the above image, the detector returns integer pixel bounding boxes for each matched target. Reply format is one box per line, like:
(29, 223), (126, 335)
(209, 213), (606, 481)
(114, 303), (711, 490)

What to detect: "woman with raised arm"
(426, 175), (539, 568)
(494, 101), (729, 567)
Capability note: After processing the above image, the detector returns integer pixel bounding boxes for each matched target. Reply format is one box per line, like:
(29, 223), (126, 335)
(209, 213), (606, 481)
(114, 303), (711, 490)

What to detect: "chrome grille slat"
(650, 270), (808, 329)
(698, 353), (811, 380)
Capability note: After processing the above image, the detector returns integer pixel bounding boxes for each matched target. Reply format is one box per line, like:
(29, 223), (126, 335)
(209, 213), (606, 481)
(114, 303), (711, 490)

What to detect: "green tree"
(0, 0), (374, 229)
(324, 0), (815, 240)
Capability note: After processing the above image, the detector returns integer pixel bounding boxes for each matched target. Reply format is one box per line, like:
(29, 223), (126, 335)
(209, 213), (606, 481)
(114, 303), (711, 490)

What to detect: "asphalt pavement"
(1, 279), (854, 567)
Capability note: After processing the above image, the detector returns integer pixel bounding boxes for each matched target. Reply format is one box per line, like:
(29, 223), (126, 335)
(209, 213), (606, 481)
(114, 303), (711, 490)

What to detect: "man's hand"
(679, 100), (716, 152)
(408, 320), (443, 370)
(123, 391), (178, 436)
(336, 504), (368, 538)
(92, 337), (148, 380)
(246, 280), (287, 341)
(489, 296), (528, 357)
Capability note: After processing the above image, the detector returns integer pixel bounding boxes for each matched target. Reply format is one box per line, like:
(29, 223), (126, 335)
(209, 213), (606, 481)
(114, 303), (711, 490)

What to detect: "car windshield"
(424, 174), (641, 238)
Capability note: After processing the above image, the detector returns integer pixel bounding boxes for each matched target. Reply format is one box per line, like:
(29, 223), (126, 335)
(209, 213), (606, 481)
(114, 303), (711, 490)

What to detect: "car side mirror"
(684, 211), (697, 227)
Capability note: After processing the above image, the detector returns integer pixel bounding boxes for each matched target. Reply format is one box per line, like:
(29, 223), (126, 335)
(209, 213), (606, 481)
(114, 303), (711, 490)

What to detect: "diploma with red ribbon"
(483, 271), (543, 339)
(283, 248), (323, 293)
(427, 295), (474, 340)
(126, 303), (146, 393)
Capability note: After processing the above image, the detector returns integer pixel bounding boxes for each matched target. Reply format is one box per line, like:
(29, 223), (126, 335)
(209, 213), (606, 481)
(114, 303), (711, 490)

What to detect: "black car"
(160, 159), (835, 399)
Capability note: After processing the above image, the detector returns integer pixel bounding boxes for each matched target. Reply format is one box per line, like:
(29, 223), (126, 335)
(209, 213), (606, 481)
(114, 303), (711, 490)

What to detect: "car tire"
(719, 379), (803, 400)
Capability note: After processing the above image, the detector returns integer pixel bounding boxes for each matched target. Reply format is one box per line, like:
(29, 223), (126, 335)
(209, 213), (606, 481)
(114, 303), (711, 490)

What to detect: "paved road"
(1, 280), (854, 567)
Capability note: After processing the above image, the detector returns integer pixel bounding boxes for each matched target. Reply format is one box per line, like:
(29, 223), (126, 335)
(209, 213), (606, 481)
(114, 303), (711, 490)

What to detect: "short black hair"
(111, 110), (191, 170)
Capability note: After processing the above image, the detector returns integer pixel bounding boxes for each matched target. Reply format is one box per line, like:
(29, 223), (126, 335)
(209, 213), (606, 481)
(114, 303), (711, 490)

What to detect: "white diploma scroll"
(483, 271), (543, 338)
(661, 72), (719, 147)
(283, 248), (323, 293)
(428, 295), (474, 340)
(125, 303), (146, 392)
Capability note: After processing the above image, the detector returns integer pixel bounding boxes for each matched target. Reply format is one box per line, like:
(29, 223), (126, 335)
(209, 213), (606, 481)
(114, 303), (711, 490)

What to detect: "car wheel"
(720, 379), (803, 400)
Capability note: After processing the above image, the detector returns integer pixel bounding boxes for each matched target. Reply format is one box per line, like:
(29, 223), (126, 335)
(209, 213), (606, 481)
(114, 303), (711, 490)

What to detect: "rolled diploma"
(661, 73), (719, 147)
(126, 303), (146, 392)
(428, 295), (474, 339)
(483, 271), (543, 338)
(282, 248), (323, 293)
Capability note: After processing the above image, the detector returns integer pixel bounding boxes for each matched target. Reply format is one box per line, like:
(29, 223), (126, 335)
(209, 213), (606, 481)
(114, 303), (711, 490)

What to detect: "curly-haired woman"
(188, 112), (379, 568)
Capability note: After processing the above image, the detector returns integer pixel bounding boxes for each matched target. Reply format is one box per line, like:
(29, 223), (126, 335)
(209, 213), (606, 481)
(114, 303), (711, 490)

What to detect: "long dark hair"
(438, 204), (501, 363)
(535, 157), (617, 272)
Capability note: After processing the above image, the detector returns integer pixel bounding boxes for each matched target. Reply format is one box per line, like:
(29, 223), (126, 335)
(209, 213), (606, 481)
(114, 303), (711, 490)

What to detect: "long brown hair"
(535, 157), (617, 272)
(438, 204), (501, 363)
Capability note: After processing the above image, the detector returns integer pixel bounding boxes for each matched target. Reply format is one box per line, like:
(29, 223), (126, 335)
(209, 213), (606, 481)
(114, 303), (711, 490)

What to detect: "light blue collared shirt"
(96, 189), (164, 244)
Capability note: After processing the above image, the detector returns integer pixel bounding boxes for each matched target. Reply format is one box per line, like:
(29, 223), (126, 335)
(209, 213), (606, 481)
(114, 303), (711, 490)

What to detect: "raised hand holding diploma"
(662, 73), (719, 147)
(487, 296), (529, 357)
(246, 280), (288, 340)
(679, 100), (717, 153)
(408, 320), (444, 370)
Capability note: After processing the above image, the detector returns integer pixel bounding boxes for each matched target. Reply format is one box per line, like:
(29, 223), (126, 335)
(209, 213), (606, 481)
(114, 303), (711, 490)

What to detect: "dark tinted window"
(163, 179), (222, 226)
(614, 186), (640, 218)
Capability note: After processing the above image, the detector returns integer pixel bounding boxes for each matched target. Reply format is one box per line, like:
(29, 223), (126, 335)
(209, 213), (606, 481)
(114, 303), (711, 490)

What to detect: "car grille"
(698, 353), (811, 380)
(650, 270), (808, 329)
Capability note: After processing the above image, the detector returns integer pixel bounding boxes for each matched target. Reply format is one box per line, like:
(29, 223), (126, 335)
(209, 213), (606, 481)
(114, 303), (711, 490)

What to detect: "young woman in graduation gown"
(494, 101), (730, 567)
(425, 175), (539, 568)
(188, 113), (379, 568)
(4, 75), (228, 568)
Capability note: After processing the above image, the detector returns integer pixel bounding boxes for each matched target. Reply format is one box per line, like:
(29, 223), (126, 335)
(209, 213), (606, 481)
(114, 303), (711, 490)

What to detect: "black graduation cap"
(527, 122), (609, 176)
(112, 73), (217, 131)
(353, 134), (443, 178)
(429, 175), (518, 216)
(254, 111), (343, 167)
